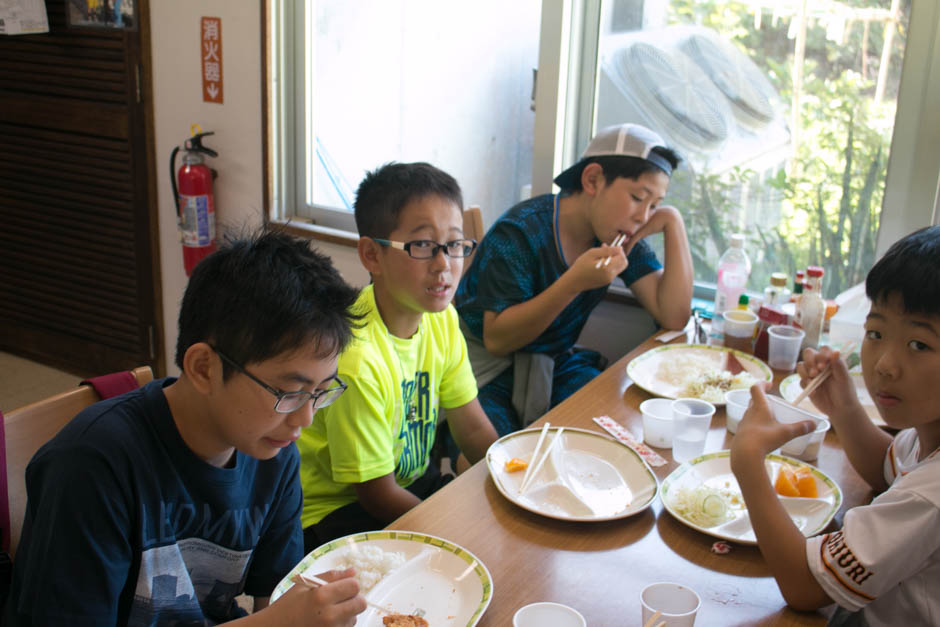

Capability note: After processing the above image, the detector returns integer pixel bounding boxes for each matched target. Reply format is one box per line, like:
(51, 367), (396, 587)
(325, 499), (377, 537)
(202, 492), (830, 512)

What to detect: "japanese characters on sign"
(201, 17), (223, 104)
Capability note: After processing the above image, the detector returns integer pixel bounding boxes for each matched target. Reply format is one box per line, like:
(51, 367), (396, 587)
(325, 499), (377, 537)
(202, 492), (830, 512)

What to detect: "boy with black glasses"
(6, 231), (367, 626)
(297, 162), (497, 550)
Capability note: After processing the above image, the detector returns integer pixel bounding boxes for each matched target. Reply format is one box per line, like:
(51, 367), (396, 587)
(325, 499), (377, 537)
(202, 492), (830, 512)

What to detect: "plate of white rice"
(626, 344), (771, 404)
(270, 530), (492, 626)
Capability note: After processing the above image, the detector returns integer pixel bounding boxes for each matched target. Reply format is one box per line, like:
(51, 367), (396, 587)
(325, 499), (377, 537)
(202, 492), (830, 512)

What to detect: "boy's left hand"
(622, 206), (683, 255)
(730, 384), (815, 470)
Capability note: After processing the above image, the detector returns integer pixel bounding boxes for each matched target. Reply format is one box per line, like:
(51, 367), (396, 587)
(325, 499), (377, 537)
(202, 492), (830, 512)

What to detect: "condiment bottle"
(737, 294), (750, 310)
(792, 270), (805, 304)
(764, 272), (791, 306)
(712, 234), (750, 333)
(795, 266), (825, 350)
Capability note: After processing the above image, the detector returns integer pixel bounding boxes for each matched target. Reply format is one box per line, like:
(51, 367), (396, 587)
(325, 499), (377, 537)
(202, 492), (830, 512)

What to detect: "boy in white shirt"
(731, 225), (940, 626)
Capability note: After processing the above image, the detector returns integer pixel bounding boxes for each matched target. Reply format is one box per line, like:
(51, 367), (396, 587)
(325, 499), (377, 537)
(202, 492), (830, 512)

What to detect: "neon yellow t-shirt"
(298, 284), (478, 528)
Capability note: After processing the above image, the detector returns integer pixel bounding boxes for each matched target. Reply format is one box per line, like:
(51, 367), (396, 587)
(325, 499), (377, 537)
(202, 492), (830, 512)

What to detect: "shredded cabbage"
(669, 485), (735, 527)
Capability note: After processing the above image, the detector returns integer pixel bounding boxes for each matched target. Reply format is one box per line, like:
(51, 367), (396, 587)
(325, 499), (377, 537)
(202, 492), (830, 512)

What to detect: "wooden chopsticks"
(595, 233), (627, 268)
(791, 342), (857, 406)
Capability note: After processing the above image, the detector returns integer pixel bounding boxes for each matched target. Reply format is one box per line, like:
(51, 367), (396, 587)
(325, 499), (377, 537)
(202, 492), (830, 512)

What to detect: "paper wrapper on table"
(753, 305), (790, 361)
(593, 416), (667, 467)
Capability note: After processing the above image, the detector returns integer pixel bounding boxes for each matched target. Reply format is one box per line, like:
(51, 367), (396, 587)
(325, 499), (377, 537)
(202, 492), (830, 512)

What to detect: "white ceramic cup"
(767, 325), (805, 371)
(723, 388), (752, 434)
(513, 602), (586, 627)
(641, 582), (701, 626)
(641, 398), (675, 448)
(671, 398), (716, 463)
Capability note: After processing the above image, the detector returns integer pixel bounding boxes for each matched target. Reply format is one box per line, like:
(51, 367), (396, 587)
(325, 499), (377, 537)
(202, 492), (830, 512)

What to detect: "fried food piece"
(382, 614), (429, 627)
(504, 457), (528, 472)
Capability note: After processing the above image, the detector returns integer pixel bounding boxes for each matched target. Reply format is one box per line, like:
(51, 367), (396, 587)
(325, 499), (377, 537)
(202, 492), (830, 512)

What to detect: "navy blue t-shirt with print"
(5, 378), (303, 626)
(457, 193), (662, 354)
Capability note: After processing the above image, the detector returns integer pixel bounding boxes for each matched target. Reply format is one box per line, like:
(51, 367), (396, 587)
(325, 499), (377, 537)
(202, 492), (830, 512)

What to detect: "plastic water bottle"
(712, 234), (751, 333)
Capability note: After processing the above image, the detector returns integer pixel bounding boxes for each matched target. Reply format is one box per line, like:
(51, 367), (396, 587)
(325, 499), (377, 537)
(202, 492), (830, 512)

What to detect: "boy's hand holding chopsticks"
(794, 344), (859, 418)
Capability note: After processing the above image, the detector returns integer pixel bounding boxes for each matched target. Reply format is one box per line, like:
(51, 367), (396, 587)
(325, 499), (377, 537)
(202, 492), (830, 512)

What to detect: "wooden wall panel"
(0, 0), (160, 377)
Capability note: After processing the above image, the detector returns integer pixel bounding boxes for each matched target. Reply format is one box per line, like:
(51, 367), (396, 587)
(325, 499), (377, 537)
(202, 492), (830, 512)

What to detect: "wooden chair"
(2, 366), (153, 557)
(463, 205), (485, 274)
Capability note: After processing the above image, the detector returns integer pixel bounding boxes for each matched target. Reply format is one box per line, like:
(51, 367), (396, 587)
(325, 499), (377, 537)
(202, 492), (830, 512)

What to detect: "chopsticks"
(643, 609), (665, 627)
(519, 425), (565, 496)
(291, 572), (392, 615)
(791, 342), (857, 406)
(594, 233), (627, 268)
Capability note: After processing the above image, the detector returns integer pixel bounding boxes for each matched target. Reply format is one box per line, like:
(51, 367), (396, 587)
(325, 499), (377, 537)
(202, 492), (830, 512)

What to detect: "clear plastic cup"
(641, 398), (675, 448)
(722, 310), (758, 353)
(767, 325), (805, 371)
(723, 388), (751, 434)
(671, 398), (716, 463)
(641, 582), (701, 627)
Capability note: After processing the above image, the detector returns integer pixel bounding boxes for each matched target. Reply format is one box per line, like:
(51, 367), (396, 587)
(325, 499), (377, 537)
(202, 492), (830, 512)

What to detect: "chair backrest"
(2, 365), (152, 557)
(463, 205), (485, 275)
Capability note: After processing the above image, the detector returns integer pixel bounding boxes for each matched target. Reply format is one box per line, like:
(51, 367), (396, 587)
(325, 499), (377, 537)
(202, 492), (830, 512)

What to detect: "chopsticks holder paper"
(593, 416), (667, 467)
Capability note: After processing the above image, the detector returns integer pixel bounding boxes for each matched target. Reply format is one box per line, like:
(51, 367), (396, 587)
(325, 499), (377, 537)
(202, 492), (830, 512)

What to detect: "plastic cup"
(780, 418), (830, 460)
(641, 398), (675, 448)
(767, 325), (805, 371)
(723, 388), (752, 434)
(641, 582), (701, 626)
(766, 394), (823, 426)
(722, 310), (758, 353)
(671, 398), (716, 463)
(513, 602), (586, 627)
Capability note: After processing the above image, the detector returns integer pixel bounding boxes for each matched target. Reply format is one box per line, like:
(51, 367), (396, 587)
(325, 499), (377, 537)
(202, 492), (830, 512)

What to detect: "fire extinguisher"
(170, 126), (218, 276)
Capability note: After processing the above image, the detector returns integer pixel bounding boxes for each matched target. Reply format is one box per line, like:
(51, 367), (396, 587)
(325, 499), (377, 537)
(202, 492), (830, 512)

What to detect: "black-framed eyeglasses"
(373, 238), (477, 259)
(213, 348), (347, 414)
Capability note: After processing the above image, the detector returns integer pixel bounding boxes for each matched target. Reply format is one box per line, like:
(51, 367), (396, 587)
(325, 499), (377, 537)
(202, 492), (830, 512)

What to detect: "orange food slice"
(504, 457), (528, 473)
(774, 466), (800, 497)
(795, 466), (818, 498)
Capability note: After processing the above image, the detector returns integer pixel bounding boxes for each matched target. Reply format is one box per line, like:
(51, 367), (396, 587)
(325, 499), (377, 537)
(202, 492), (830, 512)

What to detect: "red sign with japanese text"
(201, 17), (223, 104)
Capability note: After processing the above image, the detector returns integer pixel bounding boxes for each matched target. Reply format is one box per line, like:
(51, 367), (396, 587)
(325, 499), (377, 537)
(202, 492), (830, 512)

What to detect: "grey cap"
(553, 123), (674, 190)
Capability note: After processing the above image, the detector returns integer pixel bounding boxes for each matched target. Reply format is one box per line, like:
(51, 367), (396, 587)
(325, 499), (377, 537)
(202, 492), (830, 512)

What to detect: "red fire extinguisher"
(170, 126), (218, 276)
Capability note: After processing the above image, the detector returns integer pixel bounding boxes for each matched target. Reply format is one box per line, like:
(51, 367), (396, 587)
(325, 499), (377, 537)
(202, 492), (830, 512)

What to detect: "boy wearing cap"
(454, 123), (693, 437)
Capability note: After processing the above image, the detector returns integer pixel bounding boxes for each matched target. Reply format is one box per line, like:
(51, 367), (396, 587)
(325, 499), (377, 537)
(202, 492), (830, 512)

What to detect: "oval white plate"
(626, 344), (772, 405)
(270, 530), (492, 626)
(660, 450), (842, 545)
(780, 371), (886, 428)
(486, 427), (658, 521)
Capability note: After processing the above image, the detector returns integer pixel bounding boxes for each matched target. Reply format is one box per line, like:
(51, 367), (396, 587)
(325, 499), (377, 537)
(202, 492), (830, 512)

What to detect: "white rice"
(334, 545), (406, 592)
(656, 353), (722, 386)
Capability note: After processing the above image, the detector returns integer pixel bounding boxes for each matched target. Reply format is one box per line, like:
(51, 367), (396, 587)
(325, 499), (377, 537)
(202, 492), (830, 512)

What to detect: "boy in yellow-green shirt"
(298, 162), (498, 551)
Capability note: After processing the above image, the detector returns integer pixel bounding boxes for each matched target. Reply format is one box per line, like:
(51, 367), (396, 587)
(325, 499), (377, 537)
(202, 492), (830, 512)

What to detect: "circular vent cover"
(609, 41), (730, 152)
(680, 33), (776, 130)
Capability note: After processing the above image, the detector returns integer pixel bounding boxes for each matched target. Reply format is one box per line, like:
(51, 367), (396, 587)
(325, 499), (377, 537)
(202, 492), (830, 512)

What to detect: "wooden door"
(0, 0), (162, 376)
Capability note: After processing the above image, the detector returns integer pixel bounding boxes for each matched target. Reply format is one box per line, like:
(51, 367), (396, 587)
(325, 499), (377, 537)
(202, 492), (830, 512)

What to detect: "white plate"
(626, 344), (772, 404)
(660, 450), (842, 545)
(486, 427), (658, 521)
(270, 531), (492, 626)
(780, 371), (886, 428)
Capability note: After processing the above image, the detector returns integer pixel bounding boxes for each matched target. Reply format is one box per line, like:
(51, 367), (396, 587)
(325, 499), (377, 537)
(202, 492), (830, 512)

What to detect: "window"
(534, 0), (939, 300)
(270, 0), (542, 232)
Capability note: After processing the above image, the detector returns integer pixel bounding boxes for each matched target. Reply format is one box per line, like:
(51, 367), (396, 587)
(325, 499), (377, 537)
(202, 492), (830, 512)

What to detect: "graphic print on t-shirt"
(128, 538), (251, 625)
(396, 369), (437, 483)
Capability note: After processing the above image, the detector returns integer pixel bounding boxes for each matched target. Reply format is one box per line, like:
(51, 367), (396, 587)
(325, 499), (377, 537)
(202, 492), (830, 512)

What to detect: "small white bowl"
(513, 602), (586, 627)
(640, 398), (675, 448)
(781, 418), (831, 461)
(766, 394), (824, 425)
(724, 388), (751, 434)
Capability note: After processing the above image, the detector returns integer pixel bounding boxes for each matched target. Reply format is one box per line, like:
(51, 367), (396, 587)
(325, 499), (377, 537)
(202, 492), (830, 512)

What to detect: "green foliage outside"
(664, 0), (910, 299)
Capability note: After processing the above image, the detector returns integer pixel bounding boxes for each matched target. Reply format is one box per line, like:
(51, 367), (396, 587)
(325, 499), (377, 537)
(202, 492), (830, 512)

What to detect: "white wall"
(150, 2), (372, 373)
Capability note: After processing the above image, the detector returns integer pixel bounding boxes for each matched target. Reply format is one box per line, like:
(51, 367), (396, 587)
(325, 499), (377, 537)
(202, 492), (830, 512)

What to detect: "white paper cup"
(781, 418), (830, 460)
(641, 398), (675, 448)
(513, 602), (586, 627)
(671, 398), (716, 463)
(723, 388), (751, 434)
(767, 325), (805, 371)
(641, 582), (701, 626)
